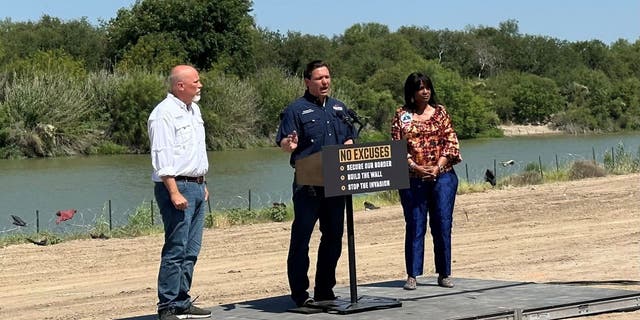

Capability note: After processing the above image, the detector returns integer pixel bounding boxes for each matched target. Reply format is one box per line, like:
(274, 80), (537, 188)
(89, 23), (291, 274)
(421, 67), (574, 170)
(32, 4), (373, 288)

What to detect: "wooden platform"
(118, 277), (640, 320)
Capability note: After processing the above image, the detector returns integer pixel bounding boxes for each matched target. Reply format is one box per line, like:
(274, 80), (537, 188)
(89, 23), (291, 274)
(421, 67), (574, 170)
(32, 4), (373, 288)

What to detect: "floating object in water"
(55, 209), (77, 224)
(500, 160), (515, 167)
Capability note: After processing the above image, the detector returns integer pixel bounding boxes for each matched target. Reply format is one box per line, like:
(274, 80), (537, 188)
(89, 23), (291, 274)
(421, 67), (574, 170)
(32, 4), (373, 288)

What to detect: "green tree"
(430, 64), (499, 138)
(0, 16), (106, 71)
(116, 33), (188, 73)
(333, 23), (393, 82)
(608, 39), (640, 79)
(277, 32), (335, 76)
(571, 40), (611, 72)
(107, 0), (254, 75)
(250, 27), (286, 70)
(2, 49), (87, 80)
(612, 77), (640, 129)
(553, 67), (616, 132)
(485, 72), (565, 124)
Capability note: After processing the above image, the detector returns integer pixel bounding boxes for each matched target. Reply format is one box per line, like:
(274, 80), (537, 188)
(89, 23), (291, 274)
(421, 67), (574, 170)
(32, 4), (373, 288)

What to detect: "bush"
(501, 171), (543, 186)
(199, 71), (261, 150)
(252, 67), (303, 137)
(105, 71), (165, 151)
(569, 160), (606, 180)
(603, 143), (640, 174)
(0, 71), (103, 157)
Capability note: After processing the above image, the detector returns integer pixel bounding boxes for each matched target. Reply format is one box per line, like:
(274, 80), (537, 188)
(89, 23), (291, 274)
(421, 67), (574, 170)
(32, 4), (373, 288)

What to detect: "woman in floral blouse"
(391, 72), (462, 290)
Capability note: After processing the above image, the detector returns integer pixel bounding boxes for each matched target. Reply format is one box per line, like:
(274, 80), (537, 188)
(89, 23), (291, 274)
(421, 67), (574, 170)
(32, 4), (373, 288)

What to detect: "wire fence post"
(150, 200), (154, 226)
(555, 154), (559, 172)
(248, 189), (252, 211)
(108, 199), (112, 231)
(592, 147), (596, 163)
(36, 209), (40, 234)
(538, 155), (544, 180)
(465, 163), (469, 182)
(493, 159), (497, 182)
(611, 146), (615, 165)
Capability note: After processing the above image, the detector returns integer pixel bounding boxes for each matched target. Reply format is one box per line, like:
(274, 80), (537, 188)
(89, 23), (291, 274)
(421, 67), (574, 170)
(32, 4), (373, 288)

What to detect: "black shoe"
(303, 297), (316, 306)
(177, 304), (211, 319)
(313, 289), (337, 302)
(158, 308), (180, 320)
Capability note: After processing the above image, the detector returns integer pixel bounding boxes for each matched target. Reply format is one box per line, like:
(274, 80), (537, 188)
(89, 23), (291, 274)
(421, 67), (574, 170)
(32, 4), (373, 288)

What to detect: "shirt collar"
(304, 90), (327, 107)
(167, 93), (191, 111)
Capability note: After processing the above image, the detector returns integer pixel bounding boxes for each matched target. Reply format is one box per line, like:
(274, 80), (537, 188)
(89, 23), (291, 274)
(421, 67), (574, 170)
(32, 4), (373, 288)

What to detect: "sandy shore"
(500, 124), (562, 136)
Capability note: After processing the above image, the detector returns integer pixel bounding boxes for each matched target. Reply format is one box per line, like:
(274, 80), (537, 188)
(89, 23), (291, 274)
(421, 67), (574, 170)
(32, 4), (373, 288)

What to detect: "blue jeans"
(154, 181), (206, 311)
(288, 184), (345, 306)
(398, 170), (458, 278)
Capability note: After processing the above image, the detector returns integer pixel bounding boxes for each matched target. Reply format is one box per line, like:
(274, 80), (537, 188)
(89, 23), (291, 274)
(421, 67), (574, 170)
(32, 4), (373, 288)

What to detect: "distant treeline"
(1, 0), (639, 158)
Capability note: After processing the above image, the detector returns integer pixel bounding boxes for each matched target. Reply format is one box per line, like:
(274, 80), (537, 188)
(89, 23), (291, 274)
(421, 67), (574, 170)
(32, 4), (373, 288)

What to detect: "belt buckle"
(196, 176), (204, 184)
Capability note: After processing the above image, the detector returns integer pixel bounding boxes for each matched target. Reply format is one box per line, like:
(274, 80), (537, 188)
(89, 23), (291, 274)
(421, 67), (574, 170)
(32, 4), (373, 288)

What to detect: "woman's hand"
(415, 165), (440, 181)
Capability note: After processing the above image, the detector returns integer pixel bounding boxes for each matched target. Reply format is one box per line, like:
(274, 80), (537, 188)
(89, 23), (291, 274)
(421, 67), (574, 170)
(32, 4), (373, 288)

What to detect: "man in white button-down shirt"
(148, 65), (212, 320)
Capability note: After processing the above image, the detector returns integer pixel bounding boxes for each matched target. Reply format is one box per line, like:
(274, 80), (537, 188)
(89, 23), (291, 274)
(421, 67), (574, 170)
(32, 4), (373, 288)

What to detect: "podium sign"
(322, 140), (409, 197)
(292, 140), (407, 314)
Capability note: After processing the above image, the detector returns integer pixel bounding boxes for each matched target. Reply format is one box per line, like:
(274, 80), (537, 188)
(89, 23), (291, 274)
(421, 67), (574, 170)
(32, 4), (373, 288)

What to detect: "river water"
(1, 132), (638, 232)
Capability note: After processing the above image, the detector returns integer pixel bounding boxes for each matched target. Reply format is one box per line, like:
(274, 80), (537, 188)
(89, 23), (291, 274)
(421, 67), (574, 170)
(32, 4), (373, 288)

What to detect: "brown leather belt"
(174, 176), (205, 184)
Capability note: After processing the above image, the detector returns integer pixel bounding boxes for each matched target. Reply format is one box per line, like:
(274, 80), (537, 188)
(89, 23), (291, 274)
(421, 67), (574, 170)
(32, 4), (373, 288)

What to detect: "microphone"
(346, 109), (363, 125)
(336, 110), (353, 124)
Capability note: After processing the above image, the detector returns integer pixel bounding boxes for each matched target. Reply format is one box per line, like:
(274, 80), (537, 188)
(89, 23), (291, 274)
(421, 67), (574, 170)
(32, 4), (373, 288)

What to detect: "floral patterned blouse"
(391, 105), (462, 177)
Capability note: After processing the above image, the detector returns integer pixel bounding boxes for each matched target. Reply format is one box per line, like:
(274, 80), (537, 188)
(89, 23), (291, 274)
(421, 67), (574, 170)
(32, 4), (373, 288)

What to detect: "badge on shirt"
(301, 109), (315, 115)
(400, 112), (412, 123)
(332, 105), (343, 111)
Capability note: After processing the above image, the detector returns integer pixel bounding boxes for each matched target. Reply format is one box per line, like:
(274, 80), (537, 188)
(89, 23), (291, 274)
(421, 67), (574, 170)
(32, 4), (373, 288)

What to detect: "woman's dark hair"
(304, 60), (330, 79)
(403, 72), (437, 110)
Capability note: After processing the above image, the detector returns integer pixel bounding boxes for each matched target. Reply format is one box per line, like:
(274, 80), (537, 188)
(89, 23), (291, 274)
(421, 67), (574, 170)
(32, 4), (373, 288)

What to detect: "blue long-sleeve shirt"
(276, 91), (355, 167)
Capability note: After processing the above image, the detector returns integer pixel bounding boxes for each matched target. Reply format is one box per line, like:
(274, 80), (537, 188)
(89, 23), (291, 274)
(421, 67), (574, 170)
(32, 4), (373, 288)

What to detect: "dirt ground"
(1, 173), (639, 320)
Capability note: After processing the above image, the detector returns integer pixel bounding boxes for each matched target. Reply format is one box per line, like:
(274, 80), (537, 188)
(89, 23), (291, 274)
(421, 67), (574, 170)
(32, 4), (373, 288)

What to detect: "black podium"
(295, 140), (409, 314)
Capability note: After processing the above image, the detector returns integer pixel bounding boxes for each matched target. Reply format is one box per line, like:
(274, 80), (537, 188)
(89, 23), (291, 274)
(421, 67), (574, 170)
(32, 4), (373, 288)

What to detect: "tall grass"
(0, 72), (104, 157)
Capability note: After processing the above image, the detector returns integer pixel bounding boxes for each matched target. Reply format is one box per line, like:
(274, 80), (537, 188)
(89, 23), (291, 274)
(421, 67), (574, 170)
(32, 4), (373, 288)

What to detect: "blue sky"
(2, 0), (638, 45)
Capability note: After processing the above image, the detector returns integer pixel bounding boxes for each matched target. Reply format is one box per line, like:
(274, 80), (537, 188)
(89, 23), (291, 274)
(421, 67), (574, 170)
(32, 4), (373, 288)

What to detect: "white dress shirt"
(148, 93), (209, 182)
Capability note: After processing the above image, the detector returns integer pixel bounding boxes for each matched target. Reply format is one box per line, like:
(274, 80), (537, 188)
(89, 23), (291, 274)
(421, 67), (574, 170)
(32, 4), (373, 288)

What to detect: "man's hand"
(171, 192), (189, 210)
(280, 130), (298, 153)
(162, 176), (189, 210)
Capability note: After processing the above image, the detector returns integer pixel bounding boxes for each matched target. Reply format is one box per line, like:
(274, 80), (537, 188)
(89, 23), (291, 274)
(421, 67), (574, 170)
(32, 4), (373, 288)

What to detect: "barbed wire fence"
(0, 189), (292, 236)
(2, 144), (636, 235)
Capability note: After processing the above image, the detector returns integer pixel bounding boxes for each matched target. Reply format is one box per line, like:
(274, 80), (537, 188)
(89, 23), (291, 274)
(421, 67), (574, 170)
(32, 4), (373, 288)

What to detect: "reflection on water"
(0, 132), (638, 231)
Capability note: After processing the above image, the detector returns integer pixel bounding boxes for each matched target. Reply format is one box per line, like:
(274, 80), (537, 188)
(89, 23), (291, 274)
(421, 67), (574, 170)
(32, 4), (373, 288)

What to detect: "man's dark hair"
(403, 72), (438, 110)
(304, 60), (330, 79)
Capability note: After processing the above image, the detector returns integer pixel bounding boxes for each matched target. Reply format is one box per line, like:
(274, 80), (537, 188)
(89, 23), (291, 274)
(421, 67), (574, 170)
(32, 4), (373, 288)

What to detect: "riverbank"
(499, 124), (563, 136)
(1, 173), (638, 319)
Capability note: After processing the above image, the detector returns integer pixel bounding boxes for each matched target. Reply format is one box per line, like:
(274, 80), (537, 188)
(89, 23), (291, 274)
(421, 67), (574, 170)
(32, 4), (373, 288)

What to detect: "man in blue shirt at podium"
(276, 60), (355, 307)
